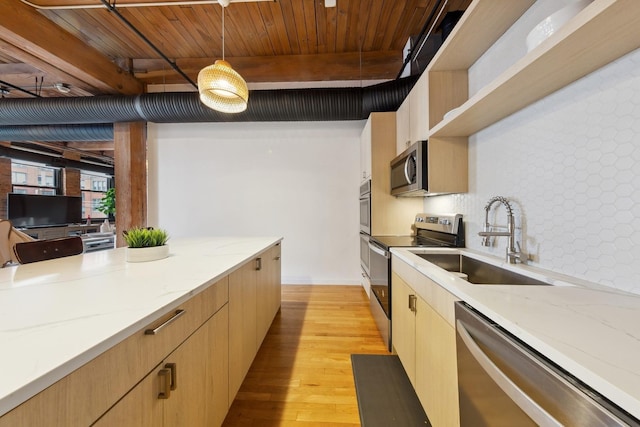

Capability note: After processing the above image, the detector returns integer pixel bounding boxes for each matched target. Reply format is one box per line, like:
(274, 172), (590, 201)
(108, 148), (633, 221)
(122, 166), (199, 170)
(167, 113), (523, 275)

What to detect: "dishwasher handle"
(456, 319), (563, 427)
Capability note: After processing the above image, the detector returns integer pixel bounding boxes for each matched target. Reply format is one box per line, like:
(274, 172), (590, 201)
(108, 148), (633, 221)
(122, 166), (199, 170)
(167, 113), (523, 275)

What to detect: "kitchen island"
(0, 236), (282, 426)
(392, 247), (640, 423)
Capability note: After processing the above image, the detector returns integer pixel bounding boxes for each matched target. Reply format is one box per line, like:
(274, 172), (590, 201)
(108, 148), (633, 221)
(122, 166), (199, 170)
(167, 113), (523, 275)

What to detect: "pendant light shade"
(198, 60), (248, 113)
(198, 0), (249, 113)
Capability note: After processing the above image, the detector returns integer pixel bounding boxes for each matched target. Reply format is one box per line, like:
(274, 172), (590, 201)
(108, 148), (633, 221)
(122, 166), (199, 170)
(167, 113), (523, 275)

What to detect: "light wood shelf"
(428, 0), (640, 138)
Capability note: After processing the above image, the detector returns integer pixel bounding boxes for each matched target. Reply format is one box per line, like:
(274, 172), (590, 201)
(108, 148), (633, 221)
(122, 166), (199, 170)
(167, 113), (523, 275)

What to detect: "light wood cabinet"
(94, 304), (229, 427)
(395, 95), (411, 155)
(391, 272), (416, 385)
(409, 71), (430, 144)
(360, 117), (372, 182)
(229, 243), (282, 401)
(392, 257), (460, 427)
(229, 260), (258, 400)
(396, 69), (429, 156)
(364, 112), (422, 236)
(256, 242), (281, 347)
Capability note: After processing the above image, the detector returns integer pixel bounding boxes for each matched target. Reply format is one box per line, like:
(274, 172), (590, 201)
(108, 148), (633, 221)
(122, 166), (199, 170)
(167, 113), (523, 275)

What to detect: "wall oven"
(359, 180), (371, 234)
(370, 213), (464, 351)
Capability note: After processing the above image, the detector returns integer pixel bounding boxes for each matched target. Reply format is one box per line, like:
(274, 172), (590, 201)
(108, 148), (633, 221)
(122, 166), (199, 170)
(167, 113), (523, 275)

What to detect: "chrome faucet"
(478, 196), (521, 264)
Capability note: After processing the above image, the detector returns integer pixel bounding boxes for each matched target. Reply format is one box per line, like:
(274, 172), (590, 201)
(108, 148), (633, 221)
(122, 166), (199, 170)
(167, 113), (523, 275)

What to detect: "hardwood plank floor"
(222, 285), (389, 426)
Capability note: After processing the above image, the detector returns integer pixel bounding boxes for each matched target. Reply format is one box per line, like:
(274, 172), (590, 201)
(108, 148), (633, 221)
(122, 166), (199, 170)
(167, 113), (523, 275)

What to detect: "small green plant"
(96, 188), (116, 218)
(123, 227), (169, 248)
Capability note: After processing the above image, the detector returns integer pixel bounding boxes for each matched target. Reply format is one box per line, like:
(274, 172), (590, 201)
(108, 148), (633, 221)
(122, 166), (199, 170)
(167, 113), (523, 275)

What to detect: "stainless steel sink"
(416, 253), (549, 286)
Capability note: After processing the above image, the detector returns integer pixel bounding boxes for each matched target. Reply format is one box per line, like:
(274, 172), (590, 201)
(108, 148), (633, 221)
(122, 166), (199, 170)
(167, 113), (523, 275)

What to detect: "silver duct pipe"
(0, 76), (418, 140)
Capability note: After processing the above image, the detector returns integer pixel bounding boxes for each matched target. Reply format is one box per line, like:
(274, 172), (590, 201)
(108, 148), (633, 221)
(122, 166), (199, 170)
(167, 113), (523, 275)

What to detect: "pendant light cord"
(221, 5), (225, 61)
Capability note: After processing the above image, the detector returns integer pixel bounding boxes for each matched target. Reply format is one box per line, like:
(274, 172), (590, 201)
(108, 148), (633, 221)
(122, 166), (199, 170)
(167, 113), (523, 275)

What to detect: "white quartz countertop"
(0, 236), (281, 417)
(392, 247), (640, 421)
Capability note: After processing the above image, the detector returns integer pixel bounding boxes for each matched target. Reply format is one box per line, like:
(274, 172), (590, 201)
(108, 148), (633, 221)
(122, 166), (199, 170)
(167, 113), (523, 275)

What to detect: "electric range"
(368, 213), (464, 351)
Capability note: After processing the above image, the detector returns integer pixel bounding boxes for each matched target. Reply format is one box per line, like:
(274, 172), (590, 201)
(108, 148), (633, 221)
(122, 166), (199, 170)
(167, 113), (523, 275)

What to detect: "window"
(11, 161), (59, 195)
(81, 171), (113, 219)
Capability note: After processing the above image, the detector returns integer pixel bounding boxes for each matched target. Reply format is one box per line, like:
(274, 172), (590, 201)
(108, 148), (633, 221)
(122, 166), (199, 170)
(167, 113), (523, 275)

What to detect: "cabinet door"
(396, 95), (410, 154)
(415, 298), (460, 427)
(92, 365), (163, 427)
(391, 272), (416, 385)
(409, 72), (429, 142)
(229, 261), (257, 400)
(96, 305), (230, 427)
(165, 305), (229, 427)
(256, 243), (282, 347)
(360, 117), (372, 182)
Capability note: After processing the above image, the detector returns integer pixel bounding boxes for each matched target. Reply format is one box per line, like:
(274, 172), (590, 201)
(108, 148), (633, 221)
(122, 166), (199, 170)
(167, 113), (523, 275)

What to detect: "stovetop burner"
(371, 213), (464, 250)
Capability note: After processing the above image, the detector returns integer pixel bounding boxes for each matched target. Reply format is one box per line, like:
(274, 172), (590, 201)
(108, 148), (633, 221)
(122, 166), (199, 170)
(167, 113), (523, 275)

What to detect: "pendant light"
(197, 0), (249, 113)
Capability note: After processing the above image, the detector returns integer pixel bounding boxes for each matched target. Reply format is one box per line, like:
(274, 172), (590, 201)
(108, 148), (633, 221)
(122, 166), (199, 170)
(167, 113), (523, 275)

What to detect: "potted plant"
(96, 187), (116, 218)
(96, 187), (116, 232)
(123, 226), (170, 262)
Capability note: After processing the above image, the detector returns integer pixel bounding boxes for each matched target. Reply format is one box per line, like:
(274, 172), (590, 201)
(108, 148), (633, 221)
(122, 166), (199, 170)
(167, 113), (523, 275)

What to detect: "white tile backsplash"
(425, 3), (640, 295)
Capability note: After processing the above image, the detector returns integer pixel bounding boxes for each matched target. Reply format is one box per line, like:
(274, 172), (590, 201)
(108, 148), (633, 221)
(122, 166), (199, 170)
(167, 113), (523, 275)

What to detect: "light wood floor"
(222, 285), (389, 426)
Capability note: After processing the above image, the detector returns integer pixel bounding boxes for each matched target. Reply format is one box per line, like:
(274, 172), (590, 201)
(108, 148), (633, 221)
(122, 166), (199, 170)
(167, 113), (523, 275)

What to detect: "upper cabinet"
(409, 72), (430, 144)
(360, 117), (372, 183)
(363, 112), (423, 235)
(396, 96), (410, 155)
(396, 71), (430, 156)
(427, 0), (640, 137)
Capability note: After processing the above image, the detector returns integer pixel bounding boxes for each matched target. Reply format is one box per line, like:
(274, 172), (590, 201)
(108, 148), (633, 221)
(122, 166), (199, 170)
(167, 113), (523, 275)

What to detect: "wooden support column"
(114, 122), (147, 247)
(0, 157), (12, 219)
(62, 168), (81, 197)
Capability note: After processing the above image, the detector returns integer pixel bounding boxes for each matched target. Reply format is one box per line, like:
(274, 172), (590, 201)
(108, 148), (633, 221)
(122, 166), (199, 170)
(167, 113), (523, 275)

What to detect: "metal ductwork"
(0, 76), (418, 140)
(0, 124), (113, 141)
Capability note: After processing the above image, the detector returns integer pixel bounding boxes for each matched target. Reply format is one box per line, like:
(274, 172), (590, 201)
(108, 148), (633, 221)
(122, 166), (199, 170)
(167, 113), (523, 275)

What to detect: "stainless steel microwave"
(390, 140), (427, 196)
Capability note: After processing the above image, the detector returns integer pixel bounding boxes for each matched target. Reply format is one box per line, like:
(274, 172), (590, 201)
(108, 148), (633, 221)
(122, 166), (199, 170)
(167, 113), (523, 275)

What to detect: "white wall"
(147, 120), (364, 285)
(424, 1), (640, 295)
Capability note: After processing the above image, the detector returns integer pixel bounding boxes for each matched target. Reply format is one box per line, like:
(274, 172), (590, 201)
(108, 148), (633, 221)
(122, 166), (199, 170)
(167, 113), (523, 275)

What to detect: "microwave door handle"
(456, 320), (563, 427)
(403, 156), (412, 184)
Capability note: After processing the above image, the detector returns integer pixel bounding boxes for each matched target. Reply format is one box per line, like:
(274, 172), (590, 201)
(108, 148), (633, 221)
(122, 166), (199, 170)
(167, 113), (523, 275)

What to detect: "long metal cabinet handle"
(144, 309), (185, 335)
(456, 319), (563, 426)
(256, 257), (262, 271)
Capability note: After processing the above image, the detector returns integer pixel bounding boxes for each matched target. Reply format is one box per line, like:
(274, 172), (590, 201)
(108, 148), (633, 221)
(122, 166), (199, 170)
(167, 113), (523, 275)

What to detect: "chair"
(13, 236), (84, 264)
(0, 219), (36, 267)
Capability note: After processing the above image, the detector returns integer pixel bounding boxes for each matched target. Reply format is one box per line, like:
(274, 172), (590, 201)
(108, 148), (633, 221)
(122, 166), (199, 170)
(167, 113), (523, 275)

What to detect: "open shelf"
(428, 0), (640, 138)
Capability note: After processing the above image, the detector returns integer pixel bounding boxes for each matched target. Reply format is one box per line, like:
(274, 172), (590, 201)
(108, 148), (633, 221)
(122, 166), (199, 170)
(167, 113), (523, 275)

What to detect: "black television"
(7, 193), (82, 228)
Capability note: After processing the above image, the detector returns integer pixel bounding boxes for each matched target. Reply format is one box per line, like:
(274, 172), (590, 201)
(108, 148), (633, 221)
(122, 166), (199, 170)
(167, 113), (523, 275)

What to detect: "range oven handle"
(456, 319), (563, 427)
(368, 242), (390, 259)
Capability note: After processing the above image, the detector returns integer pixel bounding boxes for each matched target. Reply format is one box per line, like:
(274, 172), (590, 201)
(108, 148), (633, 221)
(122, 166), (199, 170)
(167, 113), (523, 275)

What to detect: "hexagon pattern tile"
(425, 45), (640, 295)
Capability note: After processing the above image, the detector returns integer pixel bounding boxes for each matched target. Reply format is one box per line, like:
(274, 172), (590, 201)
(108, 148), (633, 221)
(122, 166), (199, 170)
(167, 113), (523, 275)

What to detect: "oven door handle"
(368, 242), (390, 259)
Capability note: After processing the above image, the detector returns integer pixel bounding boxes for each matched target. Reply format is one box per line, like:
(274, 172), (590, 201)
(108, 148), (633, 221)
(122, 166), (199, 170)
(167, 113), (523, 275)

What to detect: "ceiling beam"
(66, 141), (114, 151)
(134, 50), (403, 84)
(0, 1), (143, 95)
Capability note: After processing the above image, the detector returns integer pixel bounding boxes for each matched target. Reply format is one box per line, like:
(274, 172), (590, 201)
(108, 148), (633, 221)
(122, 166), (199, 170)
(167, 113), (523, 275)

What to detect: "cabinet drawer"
(0, 276), (229, 427)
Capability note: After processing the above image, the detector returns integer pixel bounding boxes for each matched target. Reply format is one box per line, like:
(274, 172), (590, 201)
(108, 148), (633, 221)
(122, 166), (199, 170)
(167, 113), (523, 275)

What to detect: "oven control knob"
(440, 219), (451, 225)
(415, 217), (424, 222)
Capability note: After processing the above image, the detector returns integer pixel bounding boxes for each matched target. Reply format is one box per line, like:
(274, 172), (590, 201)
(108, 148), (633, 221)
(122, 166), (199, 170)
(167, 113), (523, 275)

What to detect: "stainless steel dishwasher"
(454, 302), (639, 426)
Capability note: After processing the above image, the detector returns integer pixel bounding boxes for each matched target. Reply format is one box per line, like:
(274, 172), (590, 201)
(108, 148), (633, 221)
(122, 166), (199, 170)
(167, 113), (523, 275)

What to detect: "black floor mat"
(351, 354), (431, 427)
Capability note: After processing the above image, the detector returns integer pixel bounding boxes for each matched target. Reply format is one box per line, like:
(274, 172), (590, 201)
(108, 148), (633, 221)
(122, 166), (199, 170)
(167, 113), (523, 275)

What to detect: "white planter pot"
(126, 245), (169, 263)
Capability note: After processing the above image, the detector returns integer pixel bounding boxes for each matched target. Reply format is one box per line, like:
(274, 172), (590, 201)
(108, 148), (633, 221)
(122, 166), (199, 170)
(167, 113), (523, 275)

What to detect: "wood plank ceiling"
(0, 0), (471, 160)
